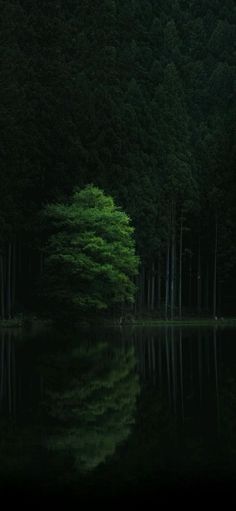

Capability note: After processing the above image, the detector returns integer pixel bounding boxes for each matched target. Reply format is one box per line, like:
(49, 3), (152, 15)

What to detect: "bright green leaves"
(42, 185), (139, 320)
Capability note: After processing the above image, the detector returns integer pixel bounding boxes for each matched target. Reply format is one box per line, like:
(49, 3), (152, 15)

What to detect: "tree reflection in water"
(40, 335), (140, 474)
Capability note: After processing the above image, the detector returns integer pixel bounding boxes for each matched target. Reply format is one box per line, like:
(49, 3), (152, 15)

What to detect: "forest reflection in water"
(0, 325), (236, 495)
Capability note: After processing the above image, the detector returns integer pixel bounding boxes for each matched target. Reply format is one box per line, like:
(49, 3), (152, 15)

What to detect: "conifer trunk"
(197, 238), (201, 314)
(170, 202), (176, 320)
(188, 253), (192, 310)
(157, 256), (161, 311)
(147, 269), (151, 311)
(7, 243), (12, 319)
(151, 262), (155, 311)
(179, 216), (183, 319)
(213, 216), (218, 318)
(12, 242), (16, 314)
(206, 262), (209, 313)
(0, 253), (5, 319)
(165, 240), (170, 319)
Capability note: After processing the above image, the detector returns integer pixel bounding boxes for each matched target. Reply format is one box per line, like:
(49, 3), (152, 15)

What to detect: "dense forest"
(0, 0), (235, 320)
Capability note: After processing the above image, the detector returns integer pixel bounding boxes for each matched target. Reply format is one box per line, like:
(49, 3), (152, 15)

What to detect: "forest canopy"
(0, 0), (235, 320)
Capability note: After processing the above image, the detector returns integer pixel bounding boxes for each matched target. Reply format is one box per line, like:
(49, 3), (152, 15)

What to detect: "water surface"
(0, 324), (236, 499)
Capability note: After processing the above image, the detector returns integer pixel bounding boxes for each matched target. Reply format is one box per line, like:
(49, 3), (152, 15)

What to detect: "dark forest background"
(0, 0), (235, 320)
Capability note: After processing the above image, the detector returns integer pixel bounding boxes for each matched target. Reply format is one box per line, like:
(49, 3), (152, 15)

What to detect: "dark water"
(0, 324), (236, 501)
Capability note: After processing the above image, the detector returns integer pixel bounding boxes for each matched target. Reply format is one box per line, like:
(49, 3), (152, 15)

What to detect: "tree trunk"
(0, 253), (5, 319)
(151, 262), (155, 311)
(12, 242), (16, 315)
(170, 202), (176, 320)
(197, 238), (201, 315)
(0, 334), (5, 403)
(147, 268), (151, 311)
(165, 240), (170, 319)
(206, 262), (209, 313)
(179, 216), (183, 319)
(7, 243), (12, 319)
(213, 216), (218, 318)
(157, 255), (161, 311)
(158, 335), (162, 390)
(188, 253), (192, 311)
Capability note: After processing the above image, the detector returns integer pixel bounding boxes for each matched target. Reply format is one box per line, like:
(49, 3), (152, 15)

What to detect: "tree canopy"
(41, 185), (139, 320)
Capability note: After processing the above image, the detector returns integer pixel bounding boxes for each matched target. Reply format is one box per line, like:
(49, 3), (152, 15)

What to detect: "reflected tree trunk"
(198, 331), (202, 405)
(179, 328), (184, 421)
(0, 333), (5, 405)
(8, 337), (12, 414)
(165, 328), (171, 405)
(213, 328), (220, 435)
(171, 327), (177, 413)
(151, 336), (156, 384)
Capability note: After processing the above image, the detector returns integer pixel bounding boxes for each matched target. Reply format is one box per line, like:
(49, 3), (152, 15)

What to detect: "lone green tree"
(41, 185), (139, 321)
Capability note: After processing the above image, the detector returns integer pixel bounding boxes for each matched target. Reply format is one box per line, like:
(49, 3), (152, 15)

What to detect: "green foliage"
(0, 0), (235, 317)
(42, 185), (139, 320)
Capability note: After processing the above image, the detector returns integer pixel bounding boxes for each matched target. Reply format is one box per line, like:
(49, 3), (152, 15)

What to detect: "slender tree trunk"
(218, 281), (222, 317)
(189, 253), (192, 311)
(147, 268), (151, 312)
(213, 216), (218, 318)
(206, 262), (209, 313)
(179, 216), (183, 319)
(138, 266), (143, 312)
(0, 253), (5, 319)
(12, 242), (16, 315)
(170, 202), (176, 320)
(158, 335), (162, 390)
(157, 256), (161, 311)
(165, 240), (170, 319)
(151, 262), (155, 311)
(197, 238), (201, 315)
(7, 243), (12, 319)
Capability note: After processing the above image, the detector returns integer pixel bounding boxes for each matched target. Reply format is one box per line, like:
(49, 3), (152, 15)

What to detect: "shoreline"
(0, 316), (236, 330)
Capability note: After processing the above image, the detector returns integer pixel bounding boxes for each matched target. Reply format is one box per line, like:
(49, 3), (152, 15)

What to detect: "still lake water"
(0, 324), (236, 500)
